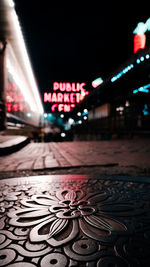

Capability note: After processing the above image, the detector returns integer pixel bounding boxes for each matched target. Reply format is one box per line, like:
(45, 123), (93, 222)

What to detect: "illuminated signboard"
(92, 77), (103, 88)
(133, 18), (150, 53)
(44, 82), (89, 112)
(6, 82), (25, 112)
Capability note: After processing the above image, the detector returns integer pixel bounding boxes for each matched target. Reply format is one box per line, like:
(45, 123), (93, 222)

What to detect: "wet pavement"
(0, 174), (150, 266)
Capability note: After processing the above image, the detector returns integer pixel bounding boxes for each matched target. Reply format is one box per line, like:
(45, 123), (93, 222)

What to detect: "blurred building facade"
(0, 0), (43, 133)
(65, 48), (150, 140)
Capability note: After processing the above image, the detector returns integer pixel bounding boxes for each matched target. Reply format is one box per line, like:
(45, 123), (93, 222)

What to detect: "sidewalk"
(0, 135), (30, 156)
(0, 140), (150, 176)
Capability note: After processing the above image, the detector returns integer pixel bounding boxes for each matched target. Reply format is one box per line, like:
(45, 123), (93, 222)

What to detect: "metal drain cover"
(0, 175), (150, 266)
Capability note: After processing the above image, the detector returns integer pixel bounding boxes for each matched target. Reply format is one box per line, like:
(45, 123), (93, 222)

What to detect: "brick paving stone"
(0, 140), (150, 172)
(49, 143), (71, 167)
(51, 142), (83, 166)
(44, 156), (59, 168)
(33, 157), (44, 170)
(17, 160), (34, 170)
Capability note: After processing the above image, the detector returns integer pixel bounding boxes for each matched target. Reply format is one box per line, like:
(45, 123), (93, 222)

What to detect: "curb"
(0, 137), (30, 156)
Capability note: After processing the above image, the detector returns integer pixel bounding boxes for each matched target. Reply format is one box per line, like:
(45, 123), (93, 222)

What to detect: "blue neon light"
(143, 110), (149, 115)
(143, 104), (149, 116)
(133, 89), (138, 94)
(111, 53), (150, 83)
(133, 18), (150, 34)
(133, 83), (150, 94)
(136, 54), (150, 64)
(111, 64), (134, 82)
(140, 56), (144, 61)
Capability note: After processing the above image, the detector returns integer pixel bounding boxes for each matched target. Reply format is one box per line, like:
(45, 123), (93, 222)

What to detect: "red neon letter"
(70, 93), (76, 103)
(64, 93), (70, 103)
(66, 83), (72, 92)
(76, 93), (81, 103)
(44, 93), (51, 102)
(76, 83), (86, 91)
(64, 104), (71, 112)
(72, 83), (76, 92)
(58, 104), (64, 112)
(57, 93), (64, 103)
(80, 82), (86, 90)
(60, 83), (66, 91)
(12, 104), (18, 112)
(6, 103), (12, 111)
(51, 104), (58, 112)
(53, 82), (59, 91)
(51, 93), (58, 102)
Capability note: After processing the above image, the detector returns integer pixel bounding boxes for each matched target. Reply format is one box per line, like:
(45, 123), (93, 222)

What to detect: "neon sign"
(6, 82), (25, 113)
(111, 64), (134, 82)
(133, 83), (150, 94)
(92, 77), (103, 88)
(44, 82), (89, 112)
(133, 18), (150, 53)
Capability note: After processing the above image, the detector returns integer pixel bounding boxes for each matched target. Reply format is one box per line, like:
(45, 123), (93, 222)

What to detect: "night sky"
(14, 1), (149, 108)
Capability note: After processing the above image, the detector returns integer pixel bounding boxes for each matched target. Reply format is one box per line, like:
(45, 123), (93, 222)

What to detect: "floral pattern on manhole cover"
(7, 189), (127, 246)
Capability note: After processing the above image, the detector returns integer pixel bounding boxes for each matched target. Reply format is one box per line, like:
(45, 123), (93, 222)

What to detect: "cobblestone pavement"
(0, 140), (150, 175)
(0, 174), (150, 266)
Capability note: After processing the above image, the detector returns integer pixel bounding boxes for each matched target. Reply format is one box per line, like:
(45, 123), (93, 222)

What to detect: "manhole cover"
(0, 175), (150, 266)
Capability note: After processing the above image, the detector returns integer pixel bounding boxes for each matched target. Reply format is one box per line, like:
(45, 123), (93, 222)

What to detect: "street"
(0, 2), (150, 265)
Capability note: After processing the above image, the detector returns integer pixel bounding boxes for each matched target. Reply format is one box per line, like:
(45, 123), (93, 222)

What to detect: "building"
(67, 47), (150, 140)
(0, 0), (43, 132)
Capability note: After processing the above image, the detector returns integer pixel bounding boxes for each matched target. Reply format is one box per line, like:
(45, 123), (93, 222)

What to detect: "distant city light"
(27, 113), (31, 117)
(140, 56), (144, 61)
(44, 113), (47, 118)
(133, 83), (150, 94)
(77, 112), (81, 116)
(60, 114), (64, 118)
(116, 106), (124, 112)
(61, 132), (66, 137)
(125, 101), (130, 107)
(83, 116), (88, 120)
(111, 64), (134, 82)
(78, 120), (82, 124)
(92, 77), (103, 88)
(68, 118), (74, 125)
(111, 53), (150, 83)
(136, 54), (150, 64)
